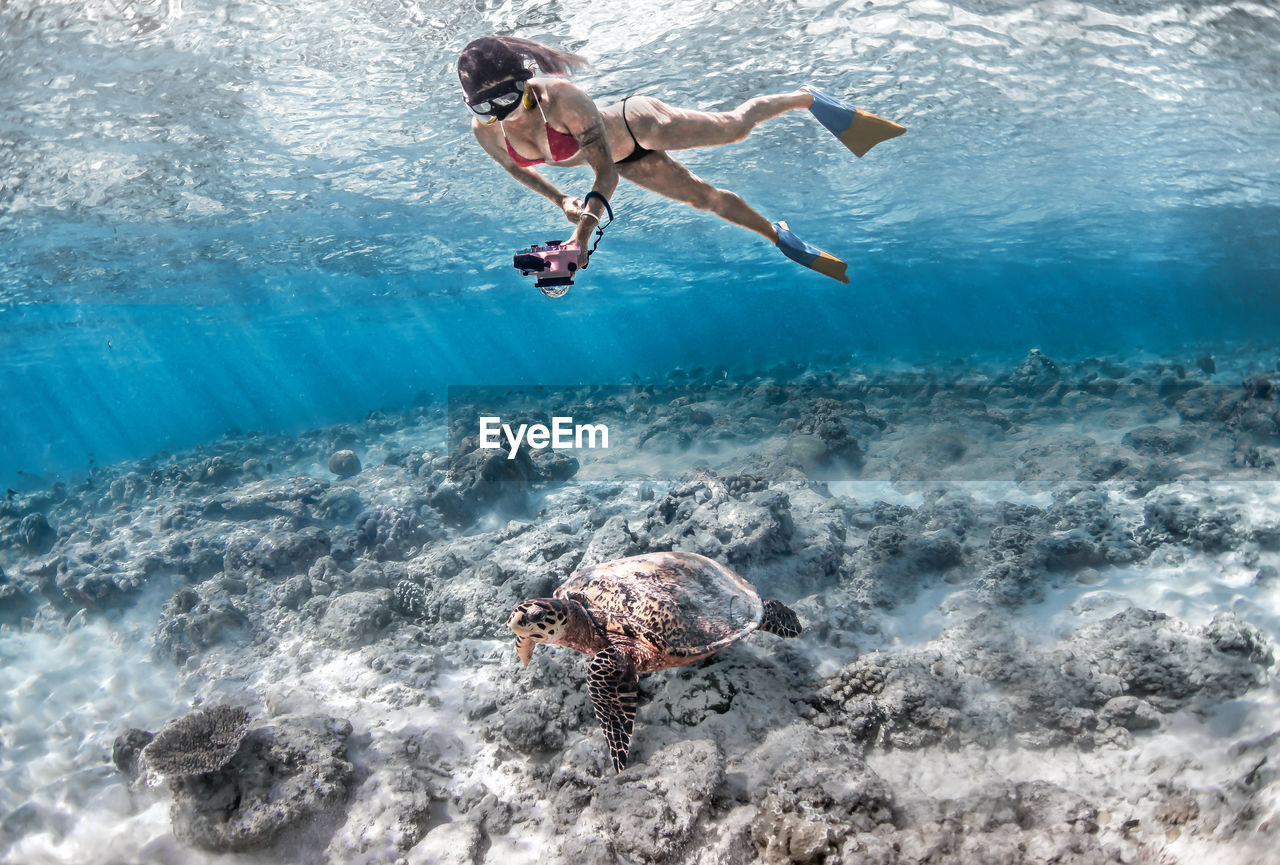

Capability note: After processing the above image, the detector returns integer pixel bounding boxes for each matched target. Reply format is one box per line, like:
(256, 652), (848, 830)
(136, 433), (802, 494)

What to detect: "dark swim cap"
(458, 37), (533, 98)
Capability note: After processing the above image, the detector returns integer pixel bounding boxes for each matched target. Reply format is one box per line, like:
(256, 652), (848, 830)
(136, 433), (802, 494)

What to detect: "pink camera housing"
(513, 241), (580, 297)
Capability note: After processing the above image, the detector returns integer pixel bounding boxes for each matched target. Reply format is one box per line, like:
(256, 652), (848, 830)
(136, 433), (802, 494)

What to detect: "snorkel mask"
(462, 70), (534, 124)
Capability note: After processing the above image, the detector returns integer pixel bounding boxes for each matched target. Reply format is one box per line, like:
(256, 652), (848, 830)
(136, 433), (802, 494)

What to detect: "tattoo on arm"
(576, 120), (606, 151)
(572, 118), (618, 204)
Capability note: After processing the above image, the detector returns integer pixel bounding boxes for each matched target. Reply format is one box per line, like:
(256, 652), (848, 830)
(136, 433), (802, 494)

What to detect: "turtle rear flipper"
(760, 599), (802, 638)
(588, 646), (638, 773)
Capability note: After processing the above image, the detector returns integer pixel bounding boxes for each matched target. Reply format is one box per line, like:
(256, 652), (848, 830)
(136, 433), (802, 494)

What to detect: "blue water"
(3, 0), (1279, 488)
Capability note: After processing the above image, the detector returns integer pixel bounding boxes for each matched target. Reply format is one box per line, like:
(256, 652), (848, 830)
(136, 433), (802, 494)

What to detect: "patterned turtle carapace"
(507, 551), (802, 772)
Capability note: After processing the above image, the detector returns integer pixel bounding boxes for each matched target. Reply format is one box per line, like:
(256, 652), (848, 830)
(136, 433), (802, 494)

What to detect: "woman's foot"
(773, 220), (849, 284)
(800, 85), (906, 157)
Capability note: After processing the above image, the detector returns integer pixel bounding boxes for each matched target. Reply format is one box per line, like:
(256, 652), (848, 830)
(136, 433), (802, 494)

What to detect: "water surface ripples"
(2, 0), (1277, 304)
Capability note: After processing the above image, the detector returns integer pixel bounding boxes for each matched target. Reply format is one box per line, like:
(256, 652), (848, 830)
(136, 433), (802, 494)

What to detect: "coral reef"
(4, 349), (1279, 863)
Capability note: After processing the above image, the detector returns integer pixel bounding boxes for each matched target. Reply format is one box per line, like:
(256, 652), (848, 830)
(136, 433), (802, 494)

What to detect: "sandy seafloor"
(2, 347), (1278, 865)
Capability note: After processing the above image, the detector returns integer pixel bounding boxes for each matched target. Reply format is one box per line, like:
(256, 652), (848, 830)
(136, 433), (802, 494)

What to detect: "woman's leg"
(618, 152), (778, 241)
(621, 92), (811, 152)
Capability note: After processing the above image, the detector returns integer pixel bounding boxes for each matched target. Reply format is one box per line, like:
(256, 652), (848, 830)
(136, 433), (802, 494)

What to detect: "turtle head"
(508, 598), (573, 666)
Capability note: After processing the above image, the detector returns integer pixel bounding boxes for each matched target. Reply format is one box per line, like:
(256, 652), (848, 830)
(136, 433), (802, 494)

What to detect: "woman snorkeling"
(457, 36), (905, 284)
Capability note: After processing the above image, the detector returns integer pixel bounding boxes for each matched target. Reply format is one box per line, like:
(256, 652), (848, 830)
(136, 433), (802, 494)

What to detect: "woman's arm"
(471, 119), (583, 219)
(543, 80), (619, 266)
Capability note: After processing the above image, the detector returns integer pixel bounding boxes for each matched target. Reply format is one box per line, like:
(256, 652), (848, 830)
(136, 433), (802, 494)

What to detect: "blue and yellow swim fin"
(801, 85), (905, 158)
(773, 221), (849, 284)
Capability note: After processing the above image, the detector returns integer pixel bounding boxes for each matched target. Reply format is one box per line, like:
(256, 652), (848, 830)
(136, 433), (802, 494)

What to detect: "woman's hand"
(562, 196), (584, 222)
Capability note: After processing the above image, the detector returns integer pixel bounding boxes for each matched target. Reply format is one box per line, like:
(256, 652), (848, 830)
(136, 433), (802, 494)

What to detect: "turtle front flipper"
(588, 646), (638, 773)
(515, 634), (534, 666)
(760, 599), (802, 638)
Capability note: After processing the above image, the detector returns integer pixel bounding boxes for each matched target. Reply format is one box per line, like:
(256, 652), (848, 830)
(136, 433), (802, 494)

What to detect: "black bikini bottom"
(615, 96), (655, 165)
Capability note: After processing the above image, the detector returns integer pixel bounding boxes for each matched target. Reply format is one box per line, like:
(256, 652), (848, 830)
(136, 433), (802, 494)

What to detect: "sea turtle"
(507, 551), (802, 772)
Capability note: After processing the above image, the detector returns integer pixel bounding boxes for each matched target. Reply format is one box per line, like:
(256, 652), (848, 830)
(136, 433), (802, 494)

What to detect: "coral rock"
(328, 449), (362, 479)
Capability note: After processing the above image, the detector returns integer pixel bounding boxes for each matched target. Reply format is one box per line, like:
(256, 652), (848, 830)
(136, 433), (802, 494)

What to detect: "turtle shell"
(555, 551), (764, 663)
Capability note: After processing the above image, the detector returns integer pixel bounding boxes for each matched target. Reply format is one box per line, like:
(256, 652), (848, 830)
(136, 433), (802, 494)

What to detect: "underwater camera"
(513, 241), (580, 299)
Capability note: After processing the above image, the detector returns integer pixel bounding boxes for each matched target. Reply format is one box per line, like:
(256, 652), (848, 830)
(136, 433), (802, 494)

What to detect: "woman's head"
(457, 36), (588, 97)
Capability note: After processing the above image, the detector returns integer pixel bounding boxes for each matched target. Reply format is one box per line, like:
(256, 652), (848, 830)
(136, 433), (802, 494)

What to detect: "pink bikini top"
(502, 88), (581, 166)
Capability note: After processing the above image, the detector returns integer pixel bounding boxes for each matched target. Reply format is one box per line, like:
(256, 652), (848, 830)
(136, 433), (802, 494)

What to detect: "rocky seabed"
(2, 349), (1278, 864)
